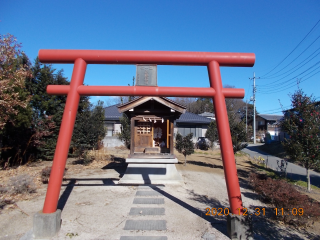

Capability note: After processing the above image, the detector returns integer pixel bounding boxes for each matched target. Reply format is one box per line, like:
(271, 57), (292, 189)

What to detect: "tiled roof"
(258, 114), (283, 121)
(161, 97), (186, 109)
(104, 104), (122, 120)
(176, 112), (213, 124)
(198, 112), (215, 118)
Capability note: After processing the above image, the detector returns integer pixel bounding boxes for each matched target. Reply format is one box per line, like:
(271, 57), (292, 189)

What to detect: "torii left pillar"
(33, 58), (87, 239)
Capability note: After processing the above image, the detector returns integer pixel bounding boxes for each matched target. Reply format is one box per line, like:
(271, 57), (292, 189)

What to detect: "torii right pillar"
(209, 61), (253, 240)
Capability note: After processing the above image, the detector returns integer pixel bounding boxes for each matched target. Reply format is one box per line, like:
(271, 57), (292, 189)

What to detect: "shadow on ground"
(195, 155), (223, 161)
(178, 160), (223, 169)
(58, 178), (119, 211)
(57, 156), (128, 211)
(249, 204), (319, 240)
(149, 186), (229, 237)
(246, 145), (271, 156)
(102, 156), (127, 178)
(72, 159), (93, 165)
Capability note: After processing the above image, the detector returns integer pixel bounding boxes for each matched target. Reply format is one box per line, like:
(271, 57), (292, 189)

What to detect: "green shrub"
(175, 133), (195, 165)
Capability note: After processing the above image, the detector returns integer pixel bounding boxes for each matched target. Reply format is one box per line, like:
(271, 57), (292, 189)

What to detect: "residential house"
(175, 112), (212, 141)
(255, 114), (283, 141)
(198, 112), (216, 120)
(104, 104), (122, 137)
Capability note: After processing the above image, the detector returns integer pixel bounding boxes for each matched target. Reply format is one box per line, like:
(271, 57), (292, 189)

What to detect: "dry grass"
(0, 147), (130, 211)
(6, 174), (36, 194)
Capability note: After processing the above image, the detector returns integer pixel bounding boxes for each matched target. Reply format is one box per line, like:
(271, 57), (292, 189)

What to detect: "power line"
(261, 18), (320, 78)
(260, 105), (291, 112)
(258, 65), (320, 93)
(257, 61), (320, 90)
(259, 97), (320, 115)
(261, 35), (320, 79)
(257, 69), (320, 94)
(260, 45), (320, 81)
(259, 97), (320, 114)
(258, 58), (320, 88)
(259, 110), (286, 114)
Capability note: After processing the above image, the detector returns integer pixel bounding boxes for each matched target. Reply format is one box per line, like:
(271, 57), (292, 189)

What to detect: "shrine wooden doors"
(134, 121), (153, 152)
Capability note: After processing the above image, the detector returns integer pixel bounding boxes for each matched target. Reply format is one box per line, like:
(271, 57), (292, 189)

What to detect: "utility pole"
(249, 72), (259, 144)
(246, 99), (248, 135)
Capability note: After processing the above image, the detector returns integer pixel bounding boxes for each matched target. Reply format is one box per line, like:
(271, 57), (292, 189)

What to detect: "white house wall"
(202, 128), (207, 137)
(102, 136), (124, 148)
(114, 124), (121, 135)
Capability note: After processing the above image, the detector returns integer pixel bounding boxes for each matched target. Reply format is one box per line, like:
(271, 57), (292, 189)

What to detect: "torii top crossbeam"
(39, 49), (255, 215)
(39, 49), (254, 66)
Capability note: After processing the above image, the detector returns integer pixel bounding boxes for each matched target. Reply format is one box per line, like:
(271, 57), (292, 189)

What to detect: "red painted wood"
(40, 49), (255, 215)
(46, 85), (244, 98)
(39, 49), (255, 67)
(208, 61), (244, 214)
(42, 58), (87, 213)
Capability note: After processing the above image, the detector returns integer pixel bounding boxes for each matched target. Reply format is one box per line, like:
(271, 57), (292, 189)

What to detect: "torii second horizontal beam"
(47, 85), (244, 98)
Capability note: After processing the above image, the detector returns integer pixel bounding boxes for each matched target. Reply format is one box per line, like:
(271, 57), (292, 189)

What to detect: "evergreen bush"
(175, 132), (195, 165)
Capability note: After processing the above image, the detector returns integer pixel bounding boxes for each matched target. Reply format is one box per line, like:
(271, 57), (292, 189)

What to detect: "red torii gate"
(39, 50), (255, 216)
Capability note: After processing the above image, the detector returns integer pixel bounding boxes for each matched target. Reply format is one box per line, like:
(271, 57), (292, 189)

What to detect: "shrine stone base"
(118, 159), (182, 185)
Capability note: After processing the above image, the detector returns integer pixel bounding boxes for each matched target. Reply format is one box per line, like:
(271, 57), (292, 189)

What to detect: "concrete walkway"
(242, 144), (320, 188)
(121, 185), (168, 240)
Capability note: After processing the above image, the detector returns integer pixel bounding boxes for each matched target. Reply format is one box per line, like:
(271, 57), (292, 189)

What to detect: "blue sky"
(1, 0), (320, 114)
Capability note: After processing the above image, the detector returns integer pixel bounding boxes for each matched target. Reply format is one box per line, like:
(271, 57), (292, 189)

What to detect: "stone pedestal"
(227, 213), (253, 240)
(33, 209), (61, 239)
(118, 158), (182, 184)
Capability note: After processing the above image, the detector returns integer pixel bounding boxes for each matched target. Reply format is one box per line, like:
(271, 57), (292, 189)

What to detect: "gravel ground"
(0, 149), (318, 239)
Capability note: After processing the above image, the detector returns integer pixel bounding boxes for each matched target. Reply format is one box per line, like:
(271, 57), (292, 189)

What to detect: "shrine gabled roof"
(117, 96), (186, 113)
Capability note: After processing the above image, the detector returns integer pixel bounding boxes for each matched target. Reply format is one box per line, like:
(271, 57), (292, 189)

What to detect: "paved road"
(242, 144), (320, 188)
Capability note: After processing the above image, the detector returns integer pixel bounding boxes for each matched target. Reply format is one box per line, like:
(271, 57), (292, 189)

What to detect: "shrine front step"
(126, 158), (178, 164)
(118, 162), (182, 185)
(144, 147), (160, 153)
(130, 154), (176, 159)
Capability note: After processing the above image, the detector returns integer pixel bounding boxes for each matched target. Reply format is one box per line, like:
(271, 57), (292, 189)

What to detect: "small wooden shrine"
(117, 96), (186, 184)
(118, 96), (185, 157)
